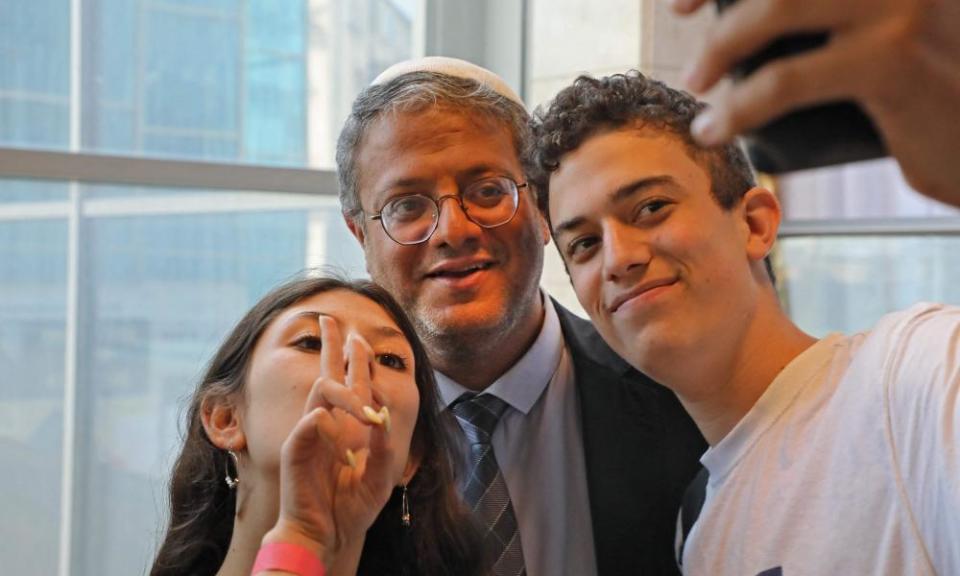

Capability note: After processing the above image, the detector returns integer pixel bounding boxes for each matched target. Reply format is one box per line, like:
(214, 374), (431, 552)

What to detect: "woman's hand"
(262, 317), (396, 567)
(672, 0), (960, 206)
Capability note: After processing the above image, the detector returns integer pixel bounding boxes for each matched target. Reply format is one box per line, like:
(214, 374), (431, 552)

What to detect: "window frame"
(0, 2), (534, 574)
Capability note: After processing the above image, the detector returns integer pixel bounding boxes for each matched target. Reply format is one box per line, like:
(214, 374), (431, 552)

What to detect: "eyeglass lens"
(380, 177), (519, 244)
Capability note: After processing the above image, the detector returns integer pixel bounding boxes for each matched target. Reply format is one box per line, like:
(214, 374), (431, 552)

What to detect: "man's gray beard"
(412, 308), (505, 368)
(409, 288), (541, 371)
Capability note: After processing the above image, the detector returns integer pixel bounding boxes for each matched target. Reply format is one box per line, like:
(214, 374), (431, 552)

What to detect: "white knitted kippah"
(371, 56), (525, 108)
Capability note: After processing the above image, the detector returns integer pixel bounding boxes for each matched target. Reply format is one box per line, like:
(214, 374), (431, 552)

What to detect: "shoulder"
(871, 302), (960, 340)
(857, 302), (960, 375)
(859, 304), (960, 573)
(846, 303), (960, 430)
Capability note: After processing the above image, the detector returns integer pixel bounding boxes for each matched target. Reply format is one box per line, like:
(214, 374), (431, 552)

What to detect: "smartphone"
(714, 0), (887, 173)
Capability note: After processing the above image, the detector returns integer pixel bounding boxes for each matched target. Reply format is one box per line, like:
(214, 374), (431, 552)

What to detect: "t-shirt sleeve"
(879, 303), (960, 574)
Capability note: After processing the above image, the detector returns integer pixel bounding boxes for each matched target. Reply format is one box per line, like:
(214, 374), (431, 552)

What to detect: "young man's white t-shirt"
(682, 303), (960, 576)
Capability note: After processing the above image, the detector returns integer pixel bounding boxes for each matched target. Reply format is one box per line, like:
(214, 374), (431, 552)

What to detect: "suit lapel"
(556, 301), (702, 575)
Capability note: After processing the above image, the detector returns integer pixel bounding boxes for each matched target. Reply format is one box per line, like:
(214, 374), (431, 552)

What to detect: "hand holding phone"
(672, 0), (960, 207)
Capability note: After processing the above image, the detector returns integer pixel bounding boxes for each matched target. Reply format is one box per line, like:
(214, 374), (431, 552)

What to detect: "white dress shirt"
(436, 297), (598, 576)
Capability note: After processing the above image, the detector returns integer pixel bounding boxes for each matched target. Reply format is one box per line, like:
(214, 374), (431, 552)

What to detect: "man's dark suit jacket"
(556, 303), (706, 576)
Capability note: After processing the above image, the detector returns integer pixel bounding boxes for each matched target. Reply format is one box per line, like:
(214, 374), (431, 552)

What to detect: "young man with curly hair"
(529, 70), (960, 576)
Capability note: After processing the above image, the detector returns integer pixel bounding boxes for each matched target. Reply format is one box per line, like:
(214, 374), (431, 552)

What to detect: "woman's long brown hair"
(150, 274), (484, 576)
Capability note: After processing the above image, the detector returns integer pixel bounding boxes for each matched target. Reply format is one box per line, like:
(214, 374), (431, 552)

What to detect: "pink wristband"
(252, 541), (326, 576)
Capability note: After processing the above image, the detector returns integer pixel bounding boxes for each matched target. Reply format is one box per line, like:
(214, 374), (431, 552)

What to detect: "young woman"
(150, 275), (485, 575)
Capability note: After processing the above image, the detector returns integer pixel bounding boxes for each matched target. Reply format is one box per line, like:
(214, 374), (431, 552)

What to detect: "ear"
(537, 210), (551, 247)
(344, 212), (366, 248)
(399, 454), (421, 486)
(200, 393), (246, 452)
(740, 186), (781, 265)
(527, 184), (551, 246)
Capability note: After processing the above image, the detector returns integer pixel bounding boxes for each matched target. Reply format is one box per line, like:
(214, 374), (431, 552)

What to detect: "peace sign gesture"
(262, 315), (402, 570)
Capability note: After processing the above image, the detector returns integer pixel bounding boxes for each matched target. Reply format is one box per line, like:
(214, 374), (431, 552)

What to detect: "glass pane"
(0, 214), (68, 576)
(1, 179), (366, 575)
(779, 158), (960, 221)
(141, 6), (241, 148)
(73, 186), (363, 576)
(779, 235), (960, 336)
(0, 0), (71, 149)
(0, 0), (419, 169)
(0, 178), (70, 203)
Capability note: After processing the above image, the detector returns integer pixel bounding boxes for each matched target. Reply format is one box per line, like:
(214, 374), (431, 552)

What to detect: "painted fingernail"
(345, 448), (357, 469)
(379, 406), (392, 434)
(691, 110), (722, 146)
(362, 405), (384, 425)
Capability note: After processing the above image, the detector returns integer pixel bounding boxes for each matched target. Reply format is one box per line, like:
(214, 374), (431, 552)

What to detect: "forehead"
(271, 289), (403, 336)
(548, 128), (709, 217)
(355, 107), (521, 194)
(559, 127), (704, 186)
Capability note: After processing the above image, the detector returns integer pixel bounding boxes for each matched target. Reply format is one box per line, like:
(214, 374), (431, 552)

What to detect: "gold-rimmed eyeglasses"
(368, 176), (527, 245)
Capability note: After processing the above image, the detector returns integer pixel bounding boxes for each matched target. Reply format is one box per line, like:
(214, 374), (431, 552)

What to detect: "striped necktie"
(451, 393), (527, 576)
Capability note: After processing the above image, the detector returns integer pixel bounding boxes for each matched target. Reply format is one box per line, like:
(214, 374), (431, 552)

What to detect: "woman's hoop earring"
(225, 450), (240, 489)
(401, 484), (411, 527)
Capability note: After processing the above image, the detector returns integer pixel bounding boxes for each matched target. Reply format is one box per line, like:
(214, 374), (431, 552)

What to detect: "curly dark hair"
(527, 70), (775, 282)
(526, 70), (756, 221)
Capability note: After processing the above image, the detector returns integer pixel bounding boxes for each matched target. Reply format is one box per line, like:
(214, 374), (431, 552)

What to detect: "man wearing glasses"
(336, 57), (705, 576)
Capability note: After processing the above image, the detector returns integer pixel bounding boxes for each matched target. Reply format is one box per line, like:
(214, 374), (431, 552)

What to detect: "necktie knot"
(451, 393), (509, 445)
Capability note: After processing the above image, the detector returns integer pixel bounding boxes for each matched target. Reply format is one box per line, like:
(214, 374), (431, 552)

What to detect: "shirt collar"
(436, 294), (564, 415)
(701, 333), (845, 484)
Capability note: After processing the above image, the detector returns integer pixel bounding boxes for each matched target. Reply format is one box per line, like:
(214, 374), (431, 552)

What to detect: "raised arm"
(672, 0), (960, 207)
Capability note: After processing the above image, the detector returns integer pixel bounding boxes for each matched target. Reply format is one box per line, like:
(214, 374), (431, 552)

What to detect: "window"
(0, 2), (418, 574)
(777, 158), (960, 335)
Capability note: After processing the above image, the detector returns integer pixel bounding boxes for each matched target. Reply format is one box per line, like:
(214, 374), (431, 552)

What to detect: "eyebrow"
(367, 325), (409, 342)
(378, 164), (516, 196)
(287, 311), (408, 342)
(553, 175), (678, 236)
(460, 164), (513, 181)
